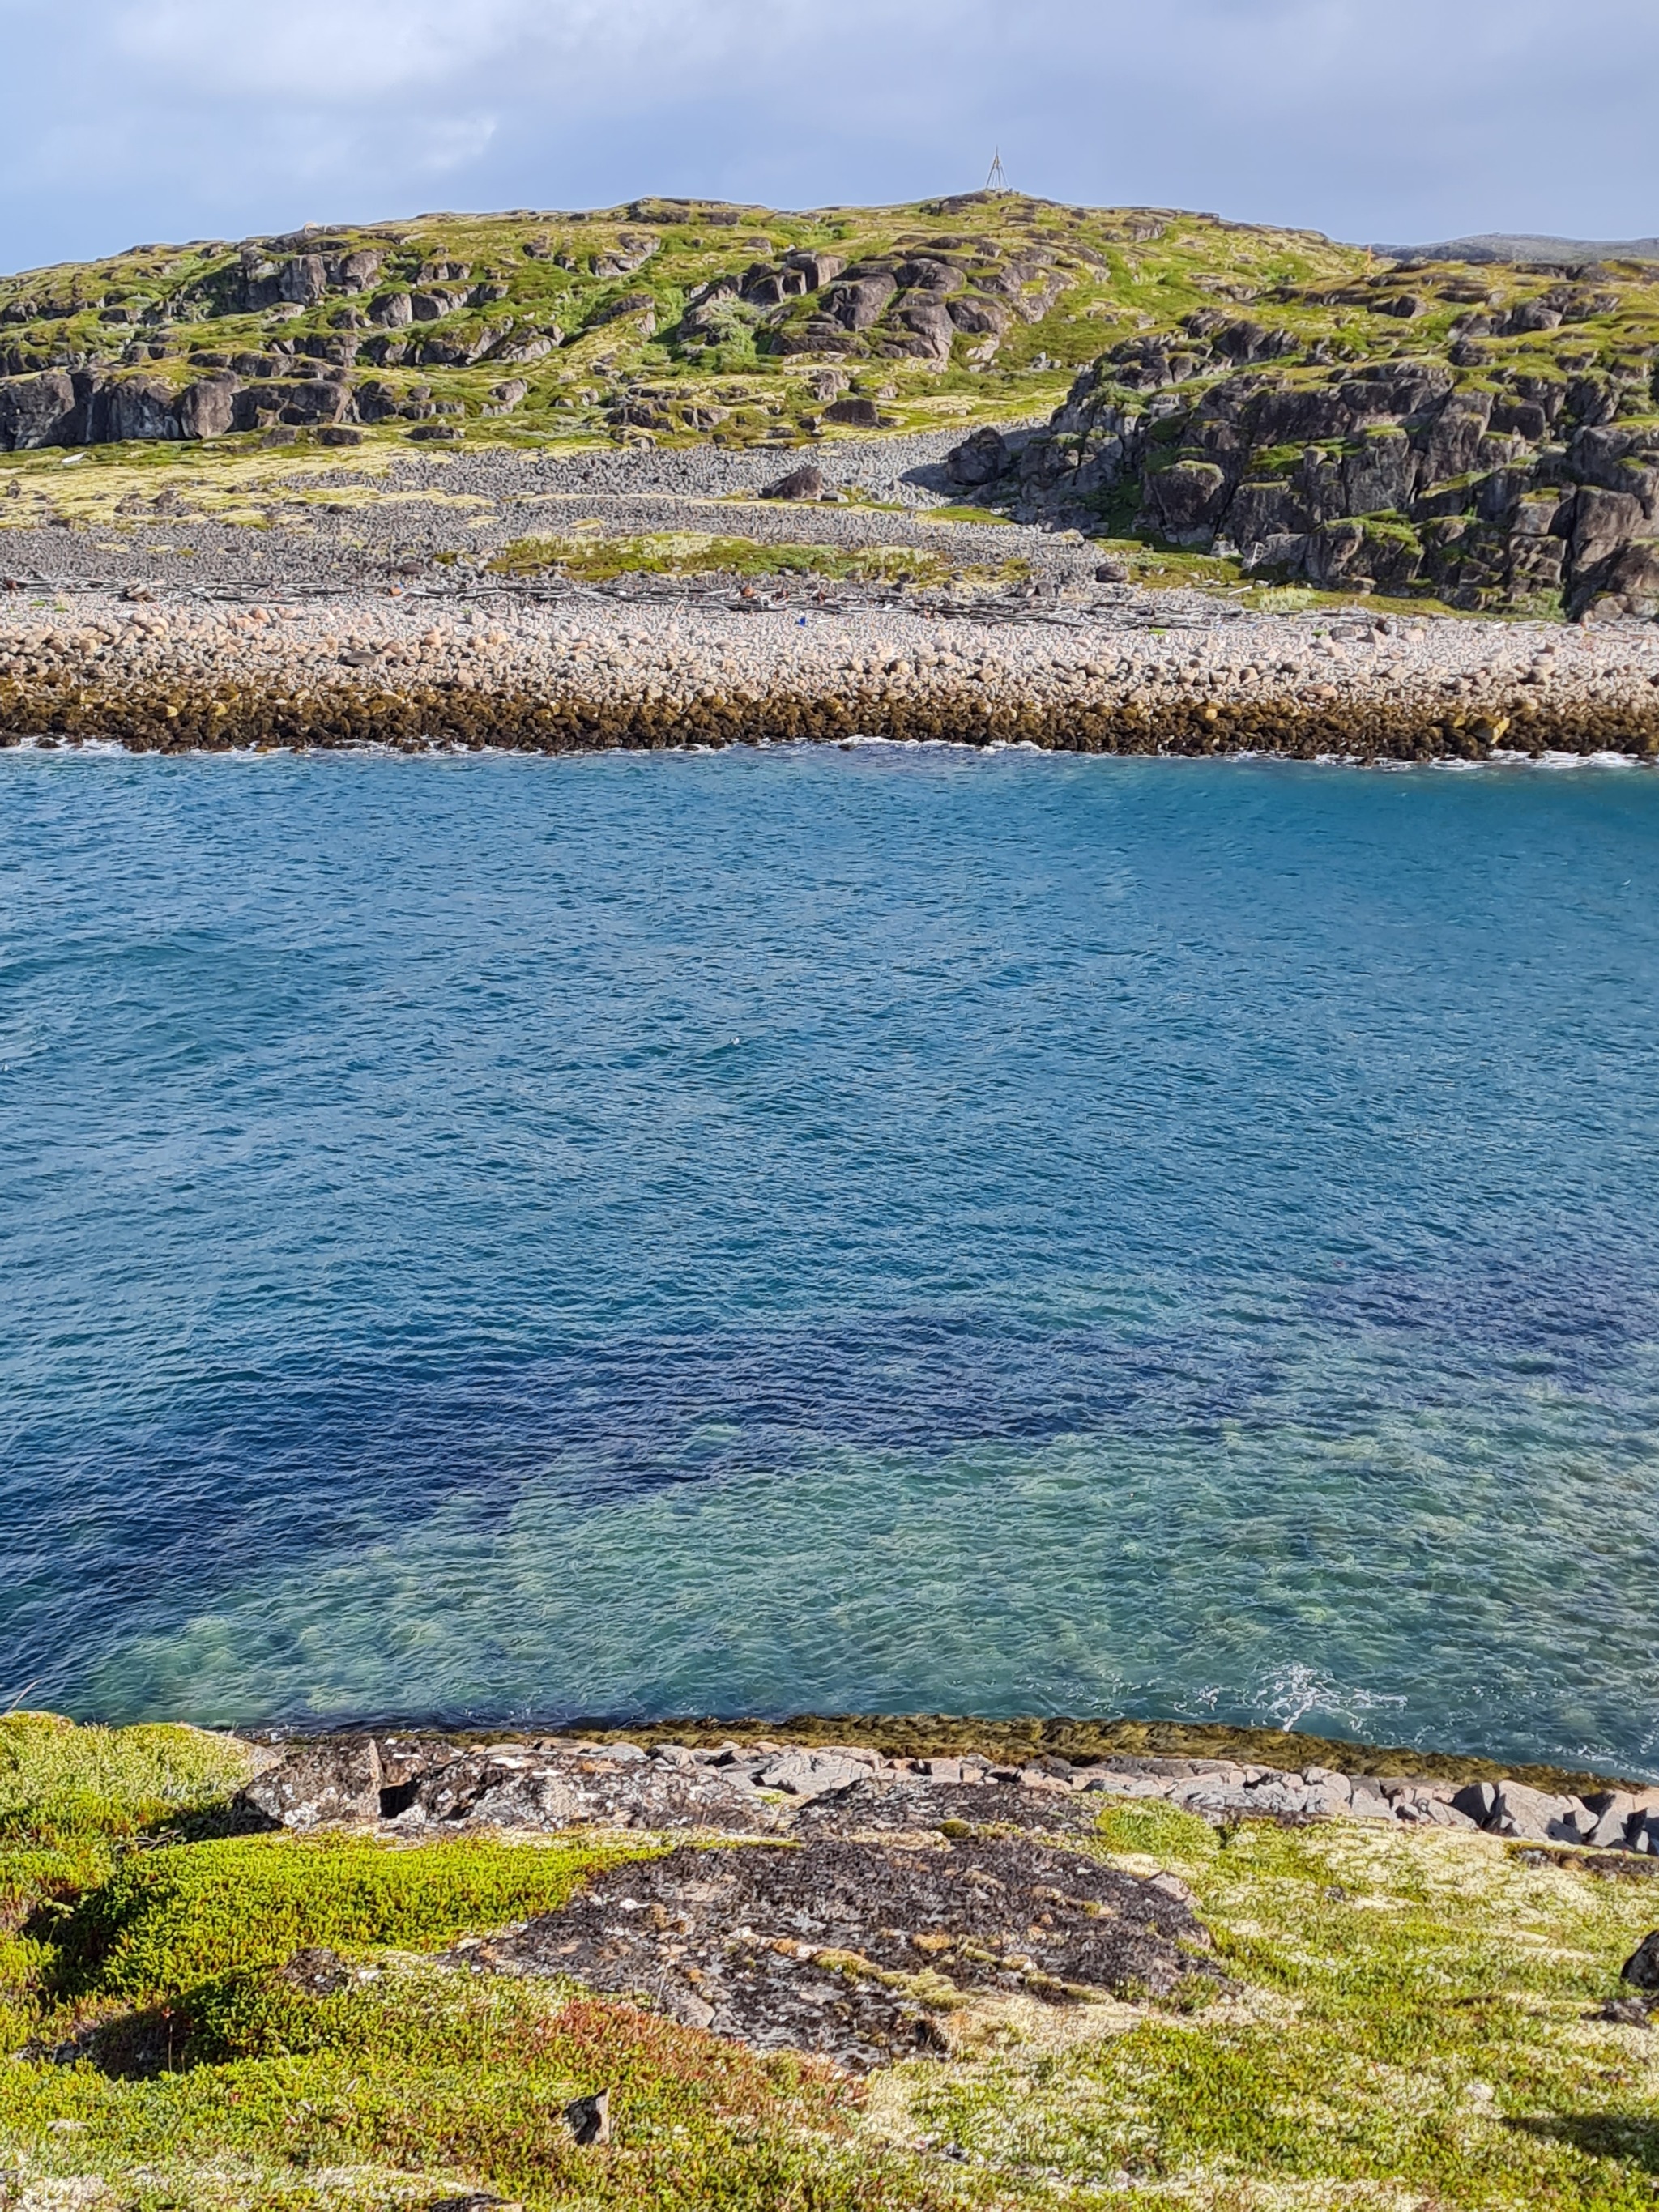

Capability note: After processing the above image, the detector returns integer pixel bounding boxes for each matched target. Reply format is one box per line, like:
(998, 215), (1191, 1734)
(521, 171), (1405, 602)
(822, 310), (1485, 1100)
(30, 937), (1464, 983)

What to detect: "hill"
(0, 194), (1444, 453)
(2, 194), (1658, 620)
(1378, 233), (1659, 266)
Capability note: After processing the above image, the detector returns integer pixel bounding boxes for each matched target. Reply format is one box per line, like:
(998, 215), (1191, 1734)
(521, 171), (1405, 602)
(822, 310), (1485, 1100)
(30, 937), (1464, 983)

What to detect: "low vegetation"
(485, 529), (1024, 588)
(2, 1714), (1656, 2209)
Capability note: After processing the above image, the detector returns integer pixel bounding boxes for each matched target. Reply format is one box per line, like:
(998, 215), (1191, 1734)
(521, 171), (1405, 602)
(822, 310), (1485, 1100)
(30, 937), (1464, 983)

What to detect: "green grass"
(486, 529), (1026, 588)
(3, 1719), (1658, 2208)
(0, 1711), (254, 1846)
(888, 1803), (1659, 2208)
(58, 1832), (643, 2001)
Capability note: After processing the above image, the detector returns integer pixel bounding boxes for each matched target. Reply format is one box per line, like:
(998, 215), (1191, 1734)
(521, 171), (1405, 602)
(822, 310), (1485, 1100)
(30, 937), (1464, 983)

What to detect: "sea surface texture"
(3, 744), (1657, 1776)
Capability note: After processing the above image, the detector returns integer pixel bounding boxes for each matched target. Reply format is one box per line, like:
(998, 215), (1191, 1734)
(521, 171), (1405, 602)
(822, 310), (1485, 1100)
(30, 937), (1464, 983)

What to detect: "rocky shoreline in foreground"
(232, 1724), (1659, 2069)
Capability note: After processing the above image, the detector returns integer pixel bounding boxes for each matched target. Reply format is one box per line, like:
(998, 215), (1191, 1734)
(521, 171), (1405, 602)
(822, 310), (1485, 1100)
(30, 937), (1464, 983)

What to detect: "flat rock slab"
(791, 1773), (1094, 1839)
(469, 1832), (1212, 2071)
(401, 1746), (785, 1835)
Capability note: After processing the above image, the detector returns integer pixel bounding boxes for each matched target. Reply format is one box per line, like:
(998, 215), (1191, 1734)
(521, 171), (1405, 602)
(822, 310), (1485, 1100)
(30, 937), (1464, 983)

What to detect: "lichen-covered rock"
(477, 1831), (1215, 2069)
(240, 1738), (382, 1829)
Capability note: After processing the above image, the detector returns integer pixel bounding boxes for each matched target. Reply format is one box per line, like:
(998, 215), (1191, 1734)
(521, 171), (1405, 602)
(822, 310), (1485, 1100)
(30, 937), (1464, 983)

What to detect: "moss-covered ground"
(2, 1715), (1656, 2210)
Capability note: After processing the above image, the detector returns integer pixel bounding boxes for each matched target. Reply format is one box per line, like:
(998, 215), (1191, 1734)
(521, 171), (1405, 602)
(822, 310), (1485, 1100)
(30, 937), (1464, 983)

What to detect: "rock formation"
(950, 331), (1659, 620)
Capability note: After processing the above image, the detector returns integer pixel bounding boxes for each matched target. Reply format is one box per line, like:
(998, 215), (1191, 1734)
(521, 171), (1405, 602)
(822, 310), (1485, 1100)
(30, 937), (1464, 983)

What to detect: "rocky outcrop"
(233, 1732), (1659, 1859)
(0, 360), (390, 450)
(950, 345), (1659, 620)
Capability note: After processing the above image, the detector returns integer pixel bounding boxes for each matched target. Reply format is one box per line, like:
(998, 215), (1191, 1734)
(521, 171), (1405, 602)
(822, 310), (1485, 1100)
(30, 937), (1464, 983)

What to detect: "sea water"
(2, 742), (1657, 1775)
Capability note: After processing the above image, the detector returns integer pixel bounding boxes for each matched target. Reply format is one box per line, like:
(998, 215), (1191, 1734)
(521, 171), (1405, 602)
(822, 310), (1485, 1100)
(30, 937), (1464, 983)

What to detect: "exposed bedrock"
(950, 352), (1659, 623)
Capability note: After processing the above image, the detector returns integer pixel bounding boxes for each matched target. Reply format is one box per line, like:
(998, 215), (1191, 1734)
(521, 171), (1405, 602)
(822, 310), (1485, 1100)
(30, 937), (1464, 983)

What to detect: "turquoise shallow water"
(2, 742), (1657, 1774)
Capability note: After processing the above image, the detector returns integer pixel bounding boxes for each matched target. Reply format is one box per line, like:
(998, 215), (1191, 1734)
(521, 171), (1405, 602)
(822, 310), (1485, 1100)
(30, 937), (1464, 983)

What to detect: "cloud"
(1, 0), (1656, 268)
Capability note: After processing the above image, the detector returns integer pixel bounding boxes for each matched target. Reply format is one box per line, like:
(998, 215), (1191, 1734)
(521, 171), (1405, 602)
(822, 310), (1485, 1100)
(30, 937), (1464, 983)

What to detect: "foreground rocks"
(468, 1833), (1212, 2070)
(239, 1730), (1659, 1856)
(227, 1729), (1659, 2070)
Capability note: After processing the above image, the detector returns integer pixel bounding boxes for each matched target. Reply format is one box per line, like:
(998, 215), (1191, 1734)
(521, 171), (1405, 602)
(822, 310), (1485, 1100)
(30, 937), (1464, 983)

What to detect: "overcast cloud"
(2, 0), (1655, 270)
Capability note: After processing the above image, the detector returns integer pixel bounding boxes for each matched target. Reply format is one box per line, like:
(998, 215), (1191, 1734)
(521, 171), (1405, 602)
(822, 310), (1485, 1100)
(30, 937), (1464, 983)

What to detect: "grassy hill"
(4, 194), (1658, 619)
(0, 193), (1533, 451)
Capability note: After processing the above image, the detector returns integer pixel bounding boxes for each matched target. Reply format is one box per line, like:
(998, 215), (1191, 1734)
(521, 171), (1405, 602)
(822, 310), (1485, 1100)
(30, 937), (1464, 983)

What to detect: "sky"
(2, 0), (1656, 272)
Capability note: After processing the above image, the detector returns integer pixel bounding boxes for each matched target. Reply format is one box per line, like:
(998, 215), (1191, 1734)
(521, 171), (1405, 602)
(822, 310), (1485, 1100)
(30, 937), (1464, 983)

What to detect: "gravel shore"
(5, 434), (1659, 757)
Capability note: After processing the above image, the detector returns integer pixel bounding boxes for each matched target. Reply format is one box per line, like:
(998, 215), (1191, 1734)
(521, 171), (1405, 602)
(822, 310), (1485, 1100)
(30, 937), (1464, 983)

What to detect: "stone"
(783, 249), (846, 291)
(888, 296), (956, 361)
(565, 2091), (611, 2146)
(241, 1738), (382, 1829)
(946, 425), (1010, 486)
(1348, 1782), (1396, 1821)
(176, 375), (239, 439)
(1145, 459), (1228, 539)
(760, 464), (824, 501)
(1093, 559), (1128, 582)
(823, 396), (881, 427)
(1622, 1932), (1659, 1993)
(1572, 487), (1648, 569)
(279, 255), (329, 307)
(1483, 1780), (1584, 1844)
(756, 1750), (867, 1798)
(822, 274), (897, 332)
(948, 296), (1009, 336)
(0, 369), (79, 450)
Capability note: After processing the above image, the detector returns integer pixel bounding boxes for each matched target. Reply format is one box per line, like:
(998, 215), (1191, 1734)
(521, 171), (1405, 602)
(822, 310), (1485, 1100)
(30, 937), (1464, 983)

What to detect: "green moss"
(898, 1817), (1659, 2208)
(0, 1713), (253, 1846)
(58, 1834), (642, 2003)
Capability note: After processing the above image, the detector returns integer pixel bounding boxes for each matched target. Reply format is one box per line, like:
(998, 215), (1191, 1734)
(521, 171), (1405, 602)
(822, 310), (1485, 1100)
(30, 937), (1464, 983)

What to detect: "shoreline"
(6, 577), (1659, 758)
(231, 1715), (1659, 1861)
(198, 1712), (1659, 1803)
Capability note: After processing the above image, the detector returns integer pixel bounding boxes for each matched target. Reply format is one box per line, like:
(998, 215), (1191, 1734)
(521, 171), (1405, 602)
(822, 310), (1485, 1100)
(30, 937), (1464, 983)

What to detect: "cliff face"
(949, 300), (1659, 620)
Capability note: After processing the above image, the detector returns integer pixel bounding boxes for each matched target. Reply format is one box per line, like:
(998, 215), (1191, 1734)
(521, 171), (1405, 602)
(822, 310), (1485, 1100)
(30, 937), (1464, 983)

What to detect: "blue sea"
(3, 740), (1657, 1776)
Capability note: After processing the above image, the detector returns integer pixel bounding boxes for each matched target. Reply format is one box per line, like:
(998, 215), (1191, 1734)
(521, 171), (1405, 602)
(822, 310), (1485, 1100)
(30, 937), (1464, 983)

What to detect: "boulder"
(1424, 389), (1503, 484)
(1342, 428), (1416, 515)
(1227, 479), (1309, 545)
(0, 369), (78, 449)
(279, 254), (328, 307)
(822, 274), (897, 332)
(756, 1750), (868, 1799)
(1481, 1780), (1586, 1843)
(1145, 458), (1229, 538)
(888, 296), (956, 361)
(822, 395), (881, 427)
(783, 249), (845, 291)
(1240, 530), (1309, 574)
(1580, 1791), (1649, 1849)
(177, 375), (238, 438)
(760, 464), (825, 501)
(328, 249), (383, 293)
(949, 296), (1009, 336)
(241, 1738), (383, 1829)
(1623, 1932), (1659, 1992)
(1572, 486), (1648, 569)
(101, 376), (184, 442)
(946, 424), (1010, 486)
